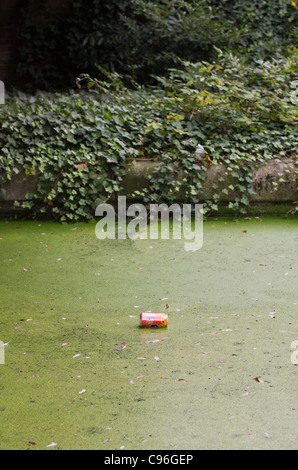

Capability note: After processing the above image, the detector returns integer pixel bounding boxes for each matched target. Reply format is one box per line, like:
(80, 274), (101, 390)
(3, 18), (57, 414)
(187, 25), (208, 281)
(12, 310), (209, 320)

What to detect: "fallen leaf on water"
(252, 377), (264, 383)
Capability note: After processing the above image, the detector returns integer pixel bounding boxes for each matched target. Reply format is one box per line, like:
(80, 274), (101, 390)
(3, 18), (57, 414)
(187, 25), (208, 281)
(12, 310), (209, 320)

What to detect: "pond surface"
(0, 217), (297, 449)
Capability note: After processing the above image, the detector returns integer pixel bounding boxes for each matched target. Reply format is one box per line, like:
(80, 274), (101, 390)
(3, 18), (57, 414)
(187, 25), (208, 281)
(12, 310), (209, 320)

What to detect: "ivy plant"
(0, 51), (297, 220)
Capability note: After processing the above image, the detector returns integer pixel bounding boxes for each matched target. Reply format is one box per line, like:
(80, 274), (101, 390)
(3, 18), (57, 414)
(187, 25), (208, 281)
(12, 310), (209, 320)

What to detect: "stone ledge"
(0, 158), (297, 215)
(120, 158), (298, 202)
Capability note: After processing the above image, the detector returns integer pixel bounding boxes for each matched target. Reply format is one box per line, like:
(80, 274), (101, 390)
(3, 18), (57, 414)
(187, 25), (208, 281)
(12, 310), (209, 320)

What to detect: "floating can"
(140, 312), (168, 328)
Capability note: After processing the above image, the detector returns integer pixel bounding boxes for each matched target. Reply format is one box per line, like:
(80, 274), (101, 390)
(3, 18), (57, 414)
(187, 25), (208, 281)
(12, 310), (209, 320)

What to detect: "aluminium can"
(140, 312), (168, 328)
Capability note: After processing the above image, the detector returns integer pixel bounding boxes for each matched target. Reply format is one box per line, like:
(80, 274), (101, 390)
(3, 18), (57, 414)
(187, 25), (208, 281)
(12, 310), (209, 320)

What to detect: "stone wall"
(0, 158), (297, 215)
(120, 158), (298, 203)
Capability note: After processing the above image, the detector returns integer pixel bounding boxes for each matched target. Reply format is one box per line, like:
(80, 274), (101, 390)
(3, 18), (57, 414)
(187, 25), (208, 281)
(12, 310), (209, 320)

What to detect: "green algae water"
(0, 217), (297, 450)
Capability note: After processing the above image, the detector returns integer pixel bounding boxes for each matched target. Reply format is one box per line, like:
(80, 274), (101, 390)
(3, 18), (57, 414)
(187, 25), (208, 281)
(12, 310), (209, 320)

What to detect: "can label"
(140, 312), (167, 328)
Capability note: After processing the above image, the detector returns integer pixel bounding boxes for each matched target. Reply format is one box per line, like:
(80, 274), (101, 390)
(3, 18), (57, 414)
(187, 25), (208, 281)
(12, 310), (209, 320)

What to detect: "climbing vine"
(0, 50), (297, 220)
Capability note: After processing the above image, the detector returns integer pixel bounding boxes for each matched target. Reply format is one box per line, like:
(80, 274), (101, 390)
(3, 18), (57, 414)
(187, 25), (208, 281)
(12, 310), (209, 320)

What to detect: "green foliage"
(209, 0), (298, 59)
(16, 0), (298, 91)
(0, 73), (142, 221)
(1, 50), (297, 220)
(135, 48), (298, 212)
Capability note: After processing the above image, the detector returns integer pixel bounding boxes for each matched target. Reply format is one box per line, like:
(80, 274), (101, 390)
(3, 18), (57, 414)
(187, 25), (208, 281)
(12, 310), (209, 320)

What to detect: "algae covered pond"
(0, 217), (297, 450)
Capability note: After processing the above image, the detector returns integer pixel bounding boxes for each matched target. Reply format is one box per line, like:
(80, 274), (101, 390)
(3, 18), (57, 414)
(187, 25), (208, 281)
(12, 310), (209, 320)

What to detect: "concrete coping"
(0, 158), (297, 209)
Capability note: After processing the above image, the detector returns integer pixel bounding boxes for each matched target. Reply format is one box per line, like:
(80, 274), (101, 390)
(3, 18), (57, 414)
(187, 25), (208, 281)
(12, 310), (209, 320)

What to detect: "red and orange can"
(140, 312), (168, 328)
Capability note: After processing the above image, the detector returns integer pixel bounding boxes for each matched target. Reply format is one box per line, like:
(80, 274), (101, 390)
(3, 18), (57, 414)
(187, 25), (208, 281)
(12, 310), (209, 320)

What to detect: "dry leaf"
(26, 441), (37, 446)
(75, 162), (88, 170)
(289, 264), (298, 269)
(252, 377), (264, 383)
(204, 155), (212, 168)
